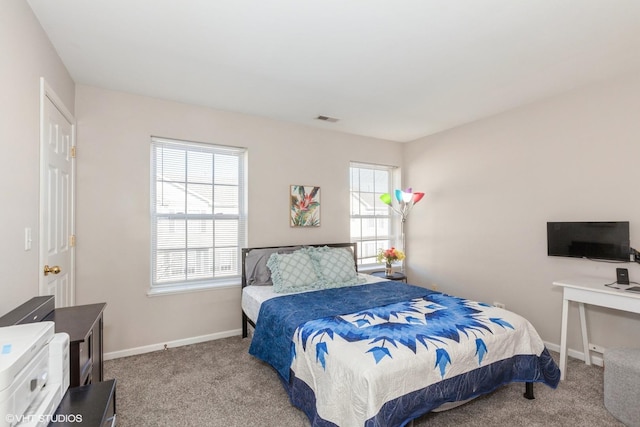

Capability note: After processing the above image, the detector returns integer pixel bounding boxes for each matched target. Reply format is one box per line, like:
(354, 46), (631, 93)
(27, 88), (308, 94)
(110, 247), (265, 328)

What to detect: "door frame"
(39, 77), (77, 305)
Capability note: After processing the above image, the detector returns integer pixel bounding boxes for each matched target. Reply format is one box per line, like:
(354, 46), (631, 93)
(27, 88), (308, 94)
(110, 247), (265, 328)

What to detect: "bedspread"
(249, 282), (560, 427)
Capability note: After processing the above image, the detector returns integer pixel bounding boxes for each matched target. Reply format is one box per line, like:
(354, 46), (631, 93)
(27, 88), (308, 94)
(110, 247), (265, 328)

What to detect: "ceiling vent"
(316, 115), (339, 123)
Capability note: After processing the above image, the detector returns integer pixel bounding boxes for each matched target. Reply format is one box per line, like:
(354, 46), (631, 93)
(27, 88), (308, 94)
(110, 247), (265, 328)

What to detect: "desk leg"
(559, 297), (569, 380)
(578, 302), (591, 366)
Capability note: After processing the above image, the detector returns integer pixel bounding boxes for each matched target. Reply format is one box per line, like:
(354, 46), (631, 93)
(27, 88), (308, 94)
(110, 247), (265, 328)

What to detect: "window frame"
(349, 162), (400, 268)
(149, 136), (247, 295)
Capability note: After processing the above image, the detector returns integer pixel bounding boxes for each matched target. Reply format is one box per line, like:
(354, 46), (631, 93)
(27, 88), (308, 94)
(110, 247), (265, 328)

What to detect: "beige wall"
(0, 1), (75, 314)
(404, 72), (640, 356)
(74, 85), (403, 353)
(5, 0), (639, 361)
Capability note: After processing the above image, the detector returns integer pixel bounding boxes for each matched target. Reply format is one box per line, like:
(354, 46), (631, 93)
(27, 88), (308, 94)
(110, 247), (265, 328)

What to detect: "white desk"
(553, 277), (640, 380)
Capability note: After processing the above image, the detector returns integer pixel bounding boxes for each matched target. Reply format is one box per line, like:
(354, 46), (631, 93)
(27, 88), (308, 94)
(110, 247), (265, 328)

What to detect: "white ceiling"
(27, 0), (640, 142)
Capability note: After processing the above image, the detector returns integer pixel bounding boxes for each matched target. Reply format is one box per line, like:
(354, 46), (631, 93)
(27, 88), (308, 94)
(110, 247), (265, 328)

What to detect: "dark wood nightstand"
(370, 271), (407, 283)
(44, 303), (106, 387)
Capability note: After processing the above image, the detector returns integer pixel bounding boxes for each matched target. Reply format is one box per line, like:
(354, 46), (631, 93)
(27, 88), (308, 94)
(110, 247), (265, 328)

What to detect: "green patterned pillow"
(267, 250), (325, 293)
(305, 246), (365, 288)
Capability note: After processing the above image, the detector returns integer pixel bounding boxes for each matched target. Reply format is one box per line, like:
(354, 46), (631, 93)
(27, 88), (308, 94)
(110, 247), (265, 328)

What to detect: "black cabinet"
(51, 379), (116, 426)
(0, 295), (55, 326)
(44, 303), (106, 387)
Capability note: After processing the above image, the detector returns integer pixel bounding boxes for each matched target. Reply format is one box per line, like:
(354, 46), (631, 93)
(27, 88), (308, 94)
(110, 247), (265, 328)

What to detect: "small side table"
(552, 276), (640, 380)
(370, 271), (407, 283)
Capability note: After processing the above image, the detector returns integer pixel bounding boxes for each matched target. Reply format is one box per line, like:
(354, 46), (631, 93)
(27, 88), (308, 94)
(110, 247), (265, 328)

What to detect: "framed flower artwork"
(290, 185), (320, 227)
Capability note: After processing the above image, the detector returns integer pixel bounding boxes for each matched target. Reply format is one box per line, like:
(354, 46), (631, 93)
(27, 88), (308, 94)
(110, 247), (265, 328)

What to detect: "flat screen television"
(547, 221), (630, 261)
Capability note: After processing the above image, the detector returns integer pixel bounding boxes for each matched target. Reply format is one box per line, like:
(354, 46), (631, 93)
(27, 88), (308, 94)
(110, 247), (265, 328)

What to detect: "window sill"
(147, 279), (241, 297)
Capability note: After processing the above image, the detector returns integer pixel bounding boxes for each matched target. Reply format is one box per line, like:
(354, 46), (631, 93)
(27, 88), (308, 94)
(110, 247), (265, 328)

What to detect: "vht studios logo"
(5, 413), (83, 424)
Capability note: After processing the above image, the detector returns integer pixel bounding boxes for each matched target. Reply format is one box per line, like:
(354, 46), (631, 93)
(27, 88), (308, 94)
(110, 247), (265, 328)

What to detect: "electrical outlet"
(589, 343), (605, 353)
(493, 302), (506, 309)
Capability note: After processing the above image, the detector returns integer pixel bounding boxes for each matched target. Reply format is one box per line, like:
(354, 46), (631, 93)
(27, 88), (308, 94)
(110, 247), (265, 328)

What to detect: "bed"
(241, 243), (560, 427)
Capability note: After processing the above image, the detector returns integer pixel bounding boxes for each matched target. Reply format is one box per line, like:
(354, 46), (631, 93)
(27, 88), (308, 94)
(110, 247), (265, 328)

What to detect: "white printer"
(0, 322), (69, 427)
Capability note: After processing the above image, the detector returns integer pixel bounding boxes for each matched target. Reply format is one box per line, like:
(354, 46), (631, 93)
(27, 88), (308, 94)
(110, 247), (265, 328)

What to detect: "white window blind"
(349, 162), (398, 266)
(151, 137), (246, 290)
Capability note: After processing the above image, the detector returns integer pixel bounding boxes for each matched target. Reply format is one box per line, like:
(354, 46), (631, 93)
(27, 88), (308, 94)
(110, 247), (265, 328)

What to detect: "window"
(349, 162), (398, 266)
(150, 137), (246, 293)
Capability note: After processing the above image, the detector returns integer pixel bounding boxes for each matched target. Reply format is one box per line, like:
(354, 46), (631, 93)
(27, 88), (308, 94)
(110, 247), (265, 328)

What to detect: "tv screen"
(547, 221), (630, 261)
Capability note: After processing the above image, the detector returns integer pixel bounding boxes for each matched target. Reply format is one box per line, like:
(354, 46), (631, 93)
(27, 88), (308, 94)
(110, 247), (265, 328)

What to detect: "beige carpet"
(105, 336), (623, 426)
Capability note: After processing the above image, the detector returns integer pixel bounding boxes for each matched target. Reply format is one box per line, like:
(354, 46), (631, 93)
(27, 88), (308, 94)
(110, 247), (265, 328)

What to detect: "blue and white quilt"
(249, 282), (560, 427)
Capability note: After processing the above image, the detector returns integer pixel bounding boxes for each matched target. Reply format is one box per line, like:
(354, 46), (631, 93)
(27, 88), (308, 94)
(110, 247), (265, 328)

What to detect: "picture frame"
(290, 185), (320, 227)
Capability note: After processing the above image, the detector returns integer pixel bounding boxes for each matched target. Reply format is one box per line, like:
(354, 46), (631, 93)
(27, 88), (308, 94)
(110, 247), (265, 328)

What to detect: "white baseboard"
(543, 340), (604, 367)
(104, 328), (243, 361)
(105, 333), (605, 367)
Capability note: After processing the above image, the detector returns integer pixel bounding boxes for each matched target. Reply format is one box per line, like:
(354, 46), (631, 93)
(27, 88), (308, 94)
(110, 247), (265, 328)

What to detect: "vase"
(385, 261), (393, 277)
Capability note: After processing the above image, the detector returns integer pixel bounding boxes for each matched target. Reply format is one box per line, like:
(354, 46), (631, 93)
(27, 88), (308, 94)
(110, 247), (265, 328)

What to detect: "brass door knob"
(43, 265), (61, 276)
